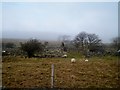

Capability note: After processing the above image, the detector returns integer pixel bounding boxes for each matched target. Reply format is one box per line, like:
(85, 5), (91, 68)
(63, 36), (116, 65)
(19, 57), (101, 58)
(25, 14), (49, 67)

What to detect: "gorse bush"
(20, 39), (45, 58)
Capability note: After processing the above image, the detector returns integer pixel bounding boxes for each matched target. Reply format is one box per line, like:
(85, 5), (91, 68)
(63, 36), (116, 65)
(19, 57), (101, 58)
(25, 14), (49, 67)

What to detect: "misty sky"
(2, 2), (118, 43)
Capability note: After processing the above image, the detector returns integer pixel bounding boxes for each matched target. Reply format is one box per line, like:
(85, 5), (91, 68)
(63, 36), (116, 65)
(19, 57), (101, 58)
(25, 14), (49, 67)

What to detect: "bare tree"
(87, 33), (102, 52)
(73, 32), (87, 52)
(73, 32), (102, 55)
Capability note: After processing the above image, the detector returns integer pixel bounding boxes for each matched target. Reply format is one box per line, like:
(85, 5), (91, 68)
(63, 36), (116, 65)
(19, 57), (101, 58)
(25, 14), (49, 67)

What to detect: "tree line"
(2, 31), (120, 58)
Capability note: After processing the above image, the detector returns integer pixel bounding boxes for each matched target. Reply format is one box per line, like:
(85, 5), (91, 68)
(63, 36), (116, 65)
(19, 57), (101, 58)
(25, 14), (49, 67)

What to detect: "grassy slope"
(2, 56), (120, 88)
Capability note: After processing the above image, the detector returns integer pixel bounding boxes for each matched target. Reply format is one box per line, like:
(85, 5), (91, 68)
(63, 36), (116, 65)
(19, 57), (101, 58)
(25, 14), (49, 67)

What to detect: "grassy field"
(2, 56), (120, 88)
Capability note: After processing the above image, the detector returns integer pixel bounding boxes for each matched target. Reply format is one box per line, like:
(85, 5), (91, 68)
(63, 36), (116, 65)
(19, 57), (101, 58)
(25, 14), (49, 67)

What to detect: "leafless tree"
(73, 32), (102, 55)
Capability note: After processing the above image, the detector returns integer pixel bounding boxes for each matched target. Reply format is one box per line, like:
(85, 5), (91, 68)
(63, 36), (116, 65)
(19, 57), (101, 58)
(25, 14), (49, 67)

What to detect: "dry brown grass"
(2, 56), (120, 88)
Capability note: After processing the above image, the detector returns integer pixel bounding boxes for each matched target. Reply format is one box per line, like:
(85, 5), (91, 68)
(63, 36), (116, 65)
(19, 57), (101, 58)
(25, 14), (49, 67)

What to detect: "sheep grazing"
(2, 51), (6, 53)
(71, 58), (76, 63)
(62, 54), (67, 58)
(85, 59), (88, 62)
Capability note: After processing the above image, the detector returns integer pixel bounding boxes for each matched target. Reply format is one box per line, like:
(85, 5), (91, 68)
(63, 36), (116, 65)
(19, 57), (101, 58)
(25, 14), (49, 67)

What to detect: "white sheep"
(71, 58), (76, 63)
(85, 59), (88, 62)
(62, 54), (67, 58)
(2, 51), (6, 53)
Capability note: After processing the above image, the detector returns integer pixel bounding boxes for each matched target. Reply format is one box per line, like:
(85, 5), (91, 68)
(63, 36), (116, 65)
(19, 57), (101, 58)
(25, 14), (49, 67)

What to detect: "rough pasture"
(2, 56), (120, 88)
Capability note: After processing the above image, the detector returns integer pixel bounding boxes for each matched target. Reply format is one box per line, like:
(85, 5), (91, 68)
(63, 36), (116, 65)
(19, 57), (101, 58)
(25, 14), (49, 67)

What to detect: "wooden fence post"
(51, 64), (54, 88)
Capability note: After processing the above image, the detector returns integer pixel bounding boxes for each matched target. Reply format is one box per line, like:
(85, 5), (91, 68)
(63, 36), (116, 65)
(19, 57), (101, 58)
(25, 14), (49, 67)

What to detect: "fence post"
(51, 64), (54, 88)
